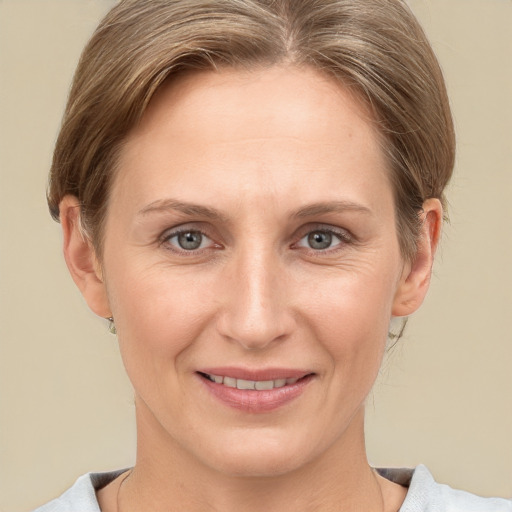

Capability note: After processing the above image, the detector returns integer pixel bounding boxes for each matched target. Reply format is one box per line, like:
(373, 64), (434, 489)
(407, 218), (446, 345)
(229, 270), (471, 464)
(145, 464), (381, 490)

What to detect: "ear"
(60, 195), (112, 318)
(392, 198), (443, 317)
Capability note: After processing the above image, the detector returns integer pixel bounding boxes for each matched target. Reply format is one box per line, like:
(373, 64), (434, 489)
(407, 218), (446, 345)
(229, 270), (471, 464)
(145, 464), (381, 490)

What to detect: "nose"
(216, 247), (295, 350)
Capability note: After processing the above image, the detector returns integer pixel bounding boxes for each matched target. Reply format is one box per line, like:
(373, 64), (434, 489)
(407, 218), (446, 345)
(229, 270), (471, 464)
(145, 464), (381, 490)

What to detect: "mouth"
(198, 372), (306, 390)
(196, 369), (315, 412)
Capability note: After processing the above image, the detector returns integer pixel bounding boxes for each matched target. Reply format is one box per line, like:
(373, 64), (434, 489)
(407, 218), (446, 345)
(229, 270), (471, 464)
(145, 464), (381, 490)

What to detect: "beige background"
(0, 0), (511, 510)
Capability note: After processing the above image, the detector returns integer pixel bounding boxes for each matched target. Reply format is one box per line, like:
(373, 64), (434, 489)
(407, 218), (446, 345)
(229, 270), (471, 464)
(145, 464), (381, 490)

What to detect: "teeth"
(204, 373), (302, 390)
(255, 380), (274, 390)
(236, 379), (255, 390)
(223, 376), (237, 388)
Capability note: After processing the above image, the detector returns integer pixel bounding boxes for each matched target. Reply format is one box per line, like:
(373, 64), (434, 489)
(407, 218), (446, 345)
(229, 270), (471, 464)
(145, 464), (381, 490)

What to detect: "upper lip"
(197, 367), (313, 381)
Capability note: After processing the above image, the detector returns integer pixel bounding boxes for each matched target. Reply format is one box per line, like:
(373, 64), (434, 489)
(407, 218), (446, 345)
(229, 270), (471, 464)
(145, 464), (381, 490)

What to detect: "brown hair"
(47, 0), (455, 259)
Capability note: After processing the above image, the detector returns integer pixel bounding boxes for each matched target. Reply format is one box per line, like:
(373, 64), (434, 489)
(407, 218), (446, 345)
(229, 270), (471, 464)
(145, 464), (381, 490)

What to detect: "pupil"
(308, 231), (332, 250)
(178, 231), (202, 250)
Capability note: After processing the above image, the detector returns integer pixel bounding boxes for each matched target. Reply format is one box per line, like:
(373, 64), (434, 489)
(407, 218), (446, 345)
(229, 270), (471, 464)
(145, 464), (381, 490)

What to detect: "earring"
(107, 317), (117, 335)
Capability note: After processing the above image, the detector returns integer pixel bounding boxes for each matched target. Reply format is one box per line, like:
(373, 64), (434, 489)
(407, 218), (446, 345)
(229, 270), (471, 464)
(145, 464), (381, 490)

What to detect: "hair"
(47, 0), (455, 260)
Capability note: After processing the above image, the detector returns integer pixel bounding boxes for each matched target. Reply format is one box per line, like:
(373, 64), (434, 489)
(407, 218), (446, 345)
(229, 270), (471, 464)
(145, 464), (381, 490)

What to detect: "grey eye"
(176, 231), (203, 250)
(307, 231), (333, 250)
(163, 228), (217, 254)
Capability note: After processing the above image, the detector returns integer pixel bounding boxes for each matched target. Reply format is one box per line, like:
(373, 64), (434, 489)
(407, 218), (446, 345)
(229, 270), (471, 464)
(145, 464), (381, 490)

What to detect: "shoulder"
(31, 469), (127, 512)
(378, 465), (512, 512)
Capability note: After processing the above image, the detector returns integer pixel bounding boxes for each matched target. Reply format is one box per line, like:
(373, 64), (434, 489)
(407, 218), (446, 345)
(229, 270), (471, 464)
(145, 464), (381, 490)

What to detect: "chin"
(208, 450), (309, 478)
(195, 428), (319, 478)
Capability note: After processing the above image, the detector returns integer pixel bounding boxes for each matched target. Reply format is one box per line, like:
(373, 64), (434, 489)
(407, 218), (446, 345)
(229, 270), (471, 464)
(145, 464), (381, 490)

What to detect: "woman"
(32, 0), (510, 511)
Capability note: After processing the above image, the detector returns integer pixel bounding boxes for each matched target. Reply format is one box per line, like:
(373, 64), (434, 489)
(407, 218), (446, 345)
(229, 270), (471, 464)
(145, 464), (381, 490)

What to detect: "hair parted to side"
(48, 0), (455, 259)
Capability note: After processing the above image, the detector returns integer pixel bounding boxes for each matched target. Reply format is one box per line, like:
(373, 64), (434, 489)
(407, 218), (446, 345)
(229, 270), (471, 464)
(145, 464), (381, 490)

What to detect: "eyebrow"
(137, 198), (372, 222)
(292, 201), (373, 218)
(137, 198), (229, 222)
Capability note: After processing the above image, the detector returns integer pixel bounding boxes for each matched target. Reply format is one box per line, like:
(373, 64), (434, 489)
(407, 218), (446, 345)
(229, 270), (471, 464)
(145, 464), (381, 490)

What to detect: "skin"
(61, 66), (442, 512)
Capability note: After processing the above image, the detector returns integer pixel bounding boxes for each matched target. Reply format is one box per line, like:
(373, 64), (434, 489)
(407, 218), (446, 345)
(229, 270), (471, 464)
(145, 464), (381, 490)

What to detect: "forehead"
(113, 65), (392, 218)
(134, 65), (379, 149)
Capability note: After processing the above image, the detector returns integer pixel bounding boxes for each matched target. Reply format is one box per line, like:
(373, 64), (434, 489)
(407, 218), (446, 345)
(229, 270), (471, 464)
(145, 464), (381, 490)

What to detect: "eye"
(296, 228), (348, 251)
(163, 229), (214, 252)
(307, 231), (335, 250)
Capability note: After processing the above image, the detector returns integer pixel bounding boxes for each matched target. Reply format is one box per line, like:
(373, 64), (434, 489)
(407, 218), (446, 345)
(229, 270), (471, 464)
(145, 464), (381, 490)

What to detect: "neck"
(120, 401), (385, 512)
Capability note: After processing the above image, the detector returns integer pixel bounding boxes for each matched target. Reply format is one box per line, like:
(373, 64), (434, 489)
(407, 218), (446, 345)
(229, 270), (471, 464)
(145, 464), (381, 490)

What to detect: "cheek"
(295, 266), (396, 374)
(105, 262), (219, 372)
(300, 263), (396, 329)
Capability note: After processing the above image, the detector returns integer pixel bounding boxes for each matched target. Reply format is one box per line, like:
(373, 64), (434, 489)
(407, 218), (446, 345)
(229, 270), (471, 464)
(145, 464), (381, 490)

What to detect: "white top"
(32, 465), (512, 512)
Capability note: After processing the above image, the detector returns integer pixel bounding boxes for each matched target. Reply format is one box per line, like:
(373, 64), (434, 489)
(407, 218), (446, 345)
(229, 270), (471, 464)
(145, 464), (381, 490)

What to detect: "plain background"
(0, 0), (511, 510)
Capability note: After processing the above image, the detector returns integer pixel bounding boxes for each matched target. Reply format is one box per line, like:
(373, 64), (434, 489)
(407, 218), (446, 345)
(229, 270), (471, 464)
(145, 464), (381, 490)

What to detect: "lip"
(197, 367), (315, 413)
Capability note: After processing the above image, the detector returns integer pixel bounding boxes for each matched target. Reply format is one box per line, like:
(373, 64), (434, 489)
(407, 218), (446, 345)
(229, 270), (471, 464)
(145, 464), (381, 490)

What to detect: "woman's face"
(86, 66), (424, 476)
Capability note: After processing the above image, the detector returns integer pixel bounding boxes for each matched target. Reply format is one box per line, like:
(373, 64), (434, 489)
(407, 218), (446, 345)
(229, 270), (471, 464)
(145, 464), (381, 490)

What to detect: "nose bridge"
(218, 241), (292, 350)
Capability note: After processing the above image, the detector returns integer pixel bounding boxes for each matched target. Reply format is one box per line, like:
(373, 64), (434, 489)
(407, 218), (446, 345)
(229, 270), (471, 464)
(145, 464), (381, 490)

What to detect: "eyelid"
(296, 223), (353, 240)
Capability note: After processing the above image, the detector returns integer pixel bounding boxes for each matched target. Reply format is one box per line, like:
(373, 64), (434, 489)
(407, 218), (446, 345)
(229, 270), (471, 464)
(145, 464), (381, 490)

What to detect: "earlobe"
(60, 195), (111, 318)
(392, 198), (443, 317)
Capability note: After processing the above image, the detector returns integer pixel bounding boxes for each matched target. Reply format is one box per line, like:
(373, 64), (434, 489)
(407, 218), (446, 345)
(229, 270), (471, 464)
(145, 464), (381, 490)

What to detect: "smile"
(197, 370), (314, 413)
(201, 373), (300, 390)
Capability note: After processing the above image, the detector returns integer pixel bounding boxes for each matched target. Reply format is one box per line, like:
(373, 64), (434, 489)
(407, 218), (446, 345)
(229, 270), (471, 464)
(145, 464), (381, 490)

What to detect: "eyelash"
(159, 225), (353, 255)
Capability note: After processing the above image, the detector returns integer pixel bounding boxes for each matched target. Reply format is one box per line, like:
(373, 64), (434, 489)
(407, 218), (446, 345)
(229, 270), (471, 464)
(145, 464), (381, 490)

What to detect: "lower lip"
(198, 374), (314, 413)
